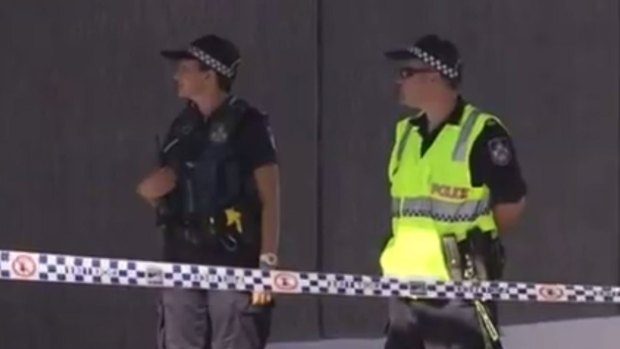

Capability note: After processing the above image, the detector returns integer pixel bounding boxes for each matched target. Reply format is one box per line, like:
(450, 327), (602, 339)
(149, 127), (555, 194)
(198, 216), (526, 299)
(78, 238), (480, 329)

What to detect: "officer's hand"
(251, 253), (278, 306)
(136, 167), (177, 201)
(251, 291), (273, 306)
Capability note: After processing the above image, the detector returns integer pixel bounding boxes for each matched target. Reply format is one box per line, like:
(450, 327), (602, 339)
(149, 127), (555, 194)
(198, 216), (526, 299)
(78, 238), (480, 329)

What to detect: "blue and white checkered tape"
(2, 249), (620, 304)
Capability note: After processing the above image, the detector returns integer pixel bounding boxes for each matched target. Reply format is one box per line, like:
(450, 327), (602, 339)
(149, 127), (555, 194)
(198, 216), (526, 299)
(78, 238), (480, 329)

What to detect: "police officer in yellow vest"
(380, 34), (527, 349)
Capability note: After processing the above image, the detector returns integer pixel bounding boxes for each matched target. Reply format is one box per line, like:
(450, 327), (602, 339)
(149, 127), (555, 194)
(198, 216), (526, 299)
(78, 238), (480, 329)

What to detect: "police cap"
(161, 34), (241, 80)
(385, 34), (462, 82)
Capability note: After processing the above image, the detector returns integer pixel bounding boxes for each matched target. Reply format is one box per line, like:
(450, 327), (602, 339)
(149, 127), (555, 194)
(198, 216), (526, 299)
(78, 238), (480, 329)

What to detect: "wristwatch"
(259, 253), (278, 269)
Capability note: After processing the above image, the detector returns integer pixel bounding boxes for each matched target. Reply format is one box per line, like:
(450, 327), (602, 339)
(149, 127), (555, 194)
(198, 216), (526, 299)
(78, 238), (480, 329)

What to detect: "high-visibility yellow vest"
(380, 104), (499, 281)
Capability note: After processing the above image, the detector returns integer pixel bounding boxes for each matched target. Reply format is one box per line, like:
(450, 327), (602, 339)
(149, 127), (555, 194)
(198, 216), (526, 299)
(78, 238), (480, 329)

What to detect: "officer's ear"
(202, 69), (216, 81)
(197, 62), (215, 81)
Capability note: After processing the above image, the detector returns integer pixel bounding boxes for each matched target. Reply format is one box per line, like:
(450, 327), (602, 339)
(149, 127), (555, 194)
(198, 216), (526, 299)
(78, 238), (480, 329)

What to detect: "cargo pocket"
(240, 294), (273, 348)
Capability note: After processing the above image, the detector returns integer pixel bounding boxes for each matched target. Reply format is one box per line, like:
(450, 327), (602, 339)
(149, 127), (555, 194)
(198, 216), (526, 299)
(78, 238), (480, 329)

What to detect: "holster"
(441, 229), (505, 282)
(441, 229), (505, 349)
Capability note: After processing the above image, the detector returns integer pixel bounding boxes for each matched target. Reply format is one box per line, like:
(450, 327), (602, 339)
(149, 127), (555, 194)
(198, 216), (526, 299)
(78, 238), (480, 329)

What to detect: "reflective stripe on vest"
(391, 197), (491, 222)
(391, 121), (415, 176)
(393, 109), (483, 170)
(452, 109), (482, 161)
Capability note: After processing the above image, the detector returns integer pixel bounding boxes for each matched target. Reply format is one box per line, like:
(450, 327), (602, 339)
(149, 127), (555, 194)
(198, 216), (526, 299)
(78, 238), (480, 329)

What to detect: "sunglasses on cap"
(398, 67), (437, 79)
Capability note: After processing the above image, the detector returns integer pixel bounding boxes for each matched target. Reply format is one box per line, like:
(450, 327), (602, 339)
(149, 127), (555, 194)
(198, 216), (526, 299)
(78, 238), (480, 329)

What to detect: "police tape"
(1, 249), (620, 304)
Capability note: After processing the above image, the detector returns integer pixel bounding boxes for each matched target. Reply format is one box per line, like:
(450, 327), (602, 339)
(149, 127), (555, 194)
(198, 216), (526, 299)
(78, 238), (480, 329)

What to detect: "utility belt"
(158, 202), (258, 254)
(155, 165), (260, 254)
(441, 228), (505, 282)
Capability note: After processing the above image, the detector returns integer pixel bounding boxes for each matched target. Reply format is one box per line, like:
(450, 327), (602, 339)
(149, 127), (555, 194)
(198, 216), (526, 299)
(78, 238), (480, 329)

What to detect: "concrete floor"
(268, 316), (620, 349)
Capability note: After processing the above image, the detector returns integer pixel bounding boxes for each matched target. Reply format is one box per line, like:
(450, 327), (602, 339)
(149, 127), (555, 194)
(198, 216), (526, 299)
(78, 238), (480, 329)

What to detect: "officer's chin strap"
(442, 235), (503, 349)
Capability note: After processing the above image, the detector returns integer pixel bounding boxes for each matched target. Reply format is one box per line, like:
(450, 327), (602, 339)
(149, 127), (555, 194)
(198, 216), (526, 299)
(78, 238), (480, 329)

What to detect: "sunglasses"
(399, 67), (437, 79)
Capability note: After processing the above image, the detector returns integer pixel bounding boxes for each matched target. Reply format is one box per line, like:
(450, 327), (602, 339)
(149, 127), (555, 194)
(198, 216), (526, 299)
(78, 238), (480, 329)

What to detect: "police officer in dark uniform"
(137, 34), (280, 349)
(380, 34), (527, 348)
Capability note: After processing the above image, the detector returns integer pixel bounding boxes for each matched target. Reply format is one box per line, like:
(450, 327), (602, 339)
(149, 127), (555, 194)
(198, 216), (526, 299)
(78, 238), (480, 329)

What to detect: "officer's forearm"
(493, 197), (526, 232)
(254, 165), (280, 255)
(136, 167), (177, 201)
(261, 200), (279, 255)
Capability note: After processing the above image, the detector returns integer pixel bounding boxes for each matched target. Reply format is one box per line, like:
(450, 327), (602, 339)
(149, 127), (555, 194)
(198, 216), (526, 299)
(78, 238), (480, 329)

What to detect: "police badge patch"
(488, 137), (511, 166)
(210, 123), (228, 143)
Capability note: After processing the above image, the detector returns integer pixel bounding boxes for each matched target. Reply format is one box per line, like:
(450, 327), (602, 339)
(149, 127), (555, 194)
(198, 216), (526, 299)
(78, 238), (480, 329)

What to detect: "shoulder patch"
(487, 137), (511, 166)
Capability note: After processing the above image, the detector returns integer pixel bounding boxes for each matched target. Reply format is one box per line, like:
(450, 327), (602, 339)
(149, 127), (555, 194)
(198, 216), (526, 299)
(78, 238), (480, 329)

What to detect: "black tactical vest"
(157, 97), (261, 256)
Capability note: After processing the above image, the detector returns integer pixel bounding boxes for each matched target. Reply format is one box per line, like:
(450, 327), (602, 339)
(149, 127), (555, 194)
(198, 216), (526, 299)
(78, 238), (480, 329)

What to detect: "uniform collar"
(409, 96), (466, 126)
(187, 95), (236, 124)
(209, 94), (235, 116)
(446, 96), (466, 125)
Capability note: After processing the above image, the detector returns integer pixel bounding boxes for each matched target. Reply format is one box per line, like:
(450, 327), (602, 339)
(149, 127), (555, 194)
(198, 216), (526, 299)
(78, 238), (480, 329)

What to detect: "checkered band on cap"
(188, 46), (238, 79)
(408, 46), (460, 79)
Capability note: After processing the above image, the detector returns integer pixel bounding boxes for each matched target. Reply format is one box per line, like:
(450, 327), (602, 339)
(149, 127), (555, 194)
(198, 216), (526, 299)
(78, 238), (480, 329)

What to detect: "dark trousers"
(157, 289), (272, 349)
(384, 297), (498, 349)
